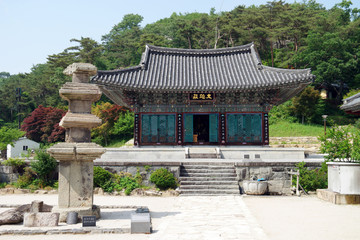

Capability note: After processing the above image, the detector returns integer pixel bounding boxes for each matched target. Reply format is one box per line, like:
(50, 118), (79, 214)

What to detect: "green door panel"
(167, 115), (175, 143)
(227, 114), (236, 142)
(141, 114), (176, 143)
(251, 114), (262, 142)
(158, 115), (167, 142)
(209, 114), (218, 142)
(141, 115), (150, 143)
(150, 115), (158, 142)
(227, 114), (262, 143)
(184, 114), (193, 142)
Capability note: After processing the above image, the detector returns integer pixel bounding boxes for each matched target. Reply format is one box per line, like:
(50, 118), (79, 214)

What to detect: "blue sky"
(1, 0), (358, 75)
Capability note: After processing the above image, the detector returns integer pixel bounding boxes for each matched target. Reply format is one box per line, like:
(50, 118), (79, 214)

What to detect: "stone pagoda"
(48, 63), (105, 222)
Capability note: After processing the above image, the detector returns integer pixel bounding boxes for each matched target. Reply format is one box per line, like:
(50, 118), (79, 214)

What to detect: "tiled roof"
(341, 93), (360, 113)
(91, 43), (314, 91)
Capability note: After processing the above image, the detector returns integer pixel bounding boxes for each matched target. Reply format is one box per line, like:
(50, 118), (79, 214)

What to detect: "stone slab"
(317, 189), (360, 205)
(23, 212), (59, 227)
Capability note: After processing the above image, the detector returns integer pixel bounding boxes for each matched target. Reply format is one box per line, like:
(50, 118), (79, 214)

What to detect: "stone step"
(180, 176), (237, 181)
(180, 185), (239, 190)
(180, 189), (240, 195)
(182, 162), (235, 166)
(181, 165), (235, 170)
(188, 153), (218, 158)
(181, 169), (235, 174)
(180, 180), (239, 185)
(180, 172), (236, 177)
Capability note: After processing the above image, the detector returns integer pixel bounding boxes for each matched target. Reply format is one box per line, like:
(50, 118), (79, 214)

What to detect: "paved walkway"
(0, 194), (266, 240)
(149, 196), (267, 240)
(1, 194), (360, 240)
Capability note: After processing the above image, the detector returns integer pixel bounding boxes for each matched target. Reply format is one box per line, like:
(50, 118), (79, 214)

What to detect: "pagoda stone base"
(52, 206), (100, 222)
(58, 161), (94, 208)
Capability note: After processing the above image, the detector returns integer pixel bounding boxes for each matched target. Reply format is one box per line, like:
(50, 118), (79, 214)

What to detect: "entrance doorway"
(184, 114), (219, 143)
(193, 115), (209, 142)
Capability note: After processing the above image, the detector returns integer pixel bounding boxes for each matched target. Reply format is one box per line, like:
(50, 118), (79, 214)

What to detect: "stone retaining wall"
(0, 166), (19, 183)
(270, 137), (319, 144)
(95, 161), (181, 186)
(0, 160), (323, 196)
(235, 162), (321, 195)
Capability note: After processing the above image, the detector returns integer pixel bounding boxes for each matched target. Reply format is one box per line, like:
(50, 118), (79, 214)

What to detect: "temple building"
(91, 43), (314, 146)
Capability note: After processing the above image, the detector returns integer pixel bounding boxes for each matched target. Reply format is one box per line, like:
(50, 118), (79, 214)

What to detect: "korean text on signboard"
(189, 93), (214, 101)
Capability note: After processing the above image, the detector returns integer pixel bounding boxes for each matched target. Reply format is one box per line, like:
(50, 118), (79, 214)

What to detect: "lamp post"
(322, 115), (328, 135)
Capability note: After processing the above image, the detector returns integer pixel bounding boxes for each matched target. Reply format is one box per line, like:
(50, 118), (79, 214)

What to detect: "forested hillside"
(0, 0), (359, 134)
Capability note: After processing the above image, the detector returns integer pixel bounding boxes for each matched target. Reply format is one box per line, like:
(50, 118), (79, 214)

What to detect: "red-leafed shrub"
(21, 105), (66, 143)
(92, 102), (128, 146)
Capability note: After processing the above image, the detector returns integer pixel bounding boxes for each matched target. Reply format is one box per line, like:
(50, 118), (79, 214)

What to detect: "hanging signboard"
(189, 93), (215, 101)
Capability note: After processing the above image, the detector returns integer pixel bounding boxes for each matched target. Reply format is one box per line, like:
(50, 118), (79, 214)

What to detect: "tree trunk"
(187, 35), (192, 49)
(271, 41), (274, 67)
(1, 149), (7, 160)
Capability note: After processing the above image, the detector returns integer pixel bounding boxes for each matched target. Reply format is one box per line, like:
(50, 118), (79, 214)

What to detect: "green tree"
(291, 87), (321, 124)
(293, 32), (359, 103)
(112, 111), (134, 140)
(102, 14), (144, 69)
(0, 127), (25, 159)
(91, 102), (128, 146)
(31, 150), (57, 187)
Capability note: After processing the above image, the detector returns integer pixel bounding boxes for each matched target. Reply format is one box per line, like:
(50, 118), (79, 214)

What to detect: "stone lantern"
(48, 63), (105, 222)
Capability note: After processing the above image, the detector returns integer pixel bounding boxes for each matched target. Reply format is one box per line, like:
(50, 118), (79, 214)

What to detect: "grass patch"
(106, 139), (128, 148)
(270, 121), (324, 137)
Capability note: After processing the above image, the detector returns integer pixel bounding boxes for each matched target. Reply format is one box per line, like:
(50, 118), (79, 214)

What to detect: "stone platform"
(94, 146), (324, 196)
(317, 189), (360, 205)
(95, 146), (323, 163)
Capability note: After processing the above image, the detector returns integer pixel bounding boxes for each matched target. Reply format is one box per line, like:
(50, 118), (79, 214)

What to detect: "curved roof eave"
(91, 43), (315, 91)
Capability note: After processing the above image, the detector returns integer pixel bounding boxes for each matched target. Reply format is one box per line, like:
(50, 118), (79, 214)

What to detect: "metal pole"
(296, 170), (300, 196)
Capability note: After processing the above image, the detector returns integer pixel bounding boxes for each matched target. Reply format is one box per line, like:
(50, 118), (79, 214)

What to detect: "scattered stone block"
(30, 201), (43, 213)
(0, 201), (52, 225)
(0, 208), (24, 225)
(0, 188), (14, 194)
(23, 212), (59, 227)
(13, 189), (30, 194)
(131, 208), (151, 234)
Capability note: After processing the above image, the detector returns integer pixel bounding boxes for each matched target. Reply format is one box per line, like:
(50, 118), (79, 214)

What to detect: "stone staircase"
(185, 147), (221, 159)
(179, 162), (240, 195)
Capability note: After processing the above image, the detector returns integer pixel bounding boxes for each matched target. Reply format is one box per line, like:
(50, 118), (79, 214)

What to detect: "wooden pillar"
(220, 113), (226, 145)
(263, 113), (269, 145)
(177, 113), (182, 145)
(134, 113), (140, 146)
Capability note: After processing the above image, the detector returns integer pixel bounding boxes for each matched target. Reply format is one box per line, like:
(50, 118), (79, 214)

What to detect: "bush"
(318, 125), (356, 161)
(15, 167), (36, 189)
(2, 158), (26, 174)
(269, 101), (297, 125)
(327, 115), (355, 126)
(150, 168), (177, 190)
(31, 150), (57, 187)
(294, 161), (328, 192)
(93, 166), (112, 189)
(112, 173), (141, 195)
